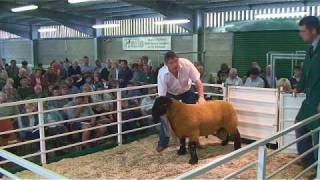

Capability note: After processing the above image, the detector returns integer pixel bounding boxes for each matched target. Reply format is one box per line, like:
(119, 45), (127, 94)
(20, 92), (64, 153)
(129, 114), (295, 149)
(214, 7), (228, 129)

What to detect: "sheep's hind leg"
(221, 134), (229, 146)
(188, 142), (198, 164)
(233, 129), (241, 150)
(177, 138), (187, 155)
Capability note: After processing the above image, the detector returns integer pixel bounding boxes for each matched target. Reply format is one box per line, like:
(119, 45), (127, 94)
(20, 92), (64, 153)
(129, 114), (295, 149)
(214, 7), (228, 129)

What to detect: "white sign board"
(122, 36), (171, 51)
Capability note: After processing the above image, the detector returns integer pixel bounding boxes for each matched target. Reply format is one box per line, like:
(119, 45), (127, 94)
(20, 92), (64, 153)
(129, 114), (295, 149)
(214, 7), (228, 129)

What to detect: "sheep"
(152, 96), (241, 164)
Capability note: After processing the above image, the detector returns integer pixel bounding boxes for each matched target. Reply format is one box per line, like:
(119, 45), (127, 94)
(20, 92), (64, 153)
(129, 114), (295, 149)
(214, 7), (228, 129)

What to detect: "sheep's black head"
(152, 96), (172, 118)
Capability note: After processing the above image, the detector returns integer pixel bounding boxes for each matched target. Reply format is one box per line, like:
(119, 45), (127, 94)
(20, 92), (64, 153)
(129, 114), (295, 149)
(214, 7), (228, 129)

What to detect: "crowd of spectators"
(216, 61), (301, 92)
(0, 56), (302, 152)
(0, 56), (158, 151)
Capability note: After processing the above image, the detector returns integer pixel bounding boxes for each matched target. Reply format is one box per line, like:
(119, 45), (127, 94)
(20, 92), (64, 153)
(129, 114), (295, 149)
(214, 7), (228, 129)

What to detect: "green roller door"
(232, 30), (308, 78)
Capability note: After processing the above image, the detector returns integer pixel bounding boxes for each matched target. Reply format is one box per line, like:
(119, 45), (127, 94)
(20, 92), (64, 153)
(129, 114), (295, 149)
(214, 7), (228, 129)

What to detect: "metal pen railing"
(176, 113), (320, 179)
(0, 83), (225, 178)
(0, 149), (66, 179)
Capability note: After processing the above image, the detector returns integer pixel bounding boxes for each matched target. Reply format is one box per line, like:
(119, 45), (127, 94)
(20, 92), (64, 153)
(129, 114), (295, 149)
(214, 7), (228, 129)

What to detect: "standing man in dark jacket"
(118, 60), (132, 88)
(294, 16), (320, 167)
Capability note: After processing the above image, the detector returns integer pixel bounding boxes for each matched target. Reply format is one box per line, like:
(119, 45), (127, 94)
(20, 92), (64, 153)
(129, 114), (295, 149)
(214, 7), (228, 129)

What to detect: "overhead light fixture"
(68, 0), (97, 4)
(255, 12), (308, 20)
(92, 24), (120, 29)
(38, 28), (57, 33)
(11, 5), (38, 12)
(154, 19), (190, 25)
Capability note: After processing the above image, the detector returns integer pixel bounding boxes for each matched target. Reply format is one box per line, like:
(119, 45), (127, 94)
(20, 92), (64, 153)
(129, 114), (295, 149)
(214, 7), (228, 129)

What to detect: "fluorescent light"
(154, 19), (190, 25)
(38, 28), (56, 33)
(255, 12), (308, 20)
(11, 5), (38, 12)
(92, 24), (120, 29)
(68, 0), (97, 3)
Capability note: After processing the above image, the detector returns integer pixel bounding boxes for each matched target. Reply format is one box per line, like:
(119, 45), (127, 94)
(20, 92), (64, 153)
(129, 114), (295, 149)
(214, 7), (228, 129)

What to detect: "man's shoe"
(156, 145), (168, 153)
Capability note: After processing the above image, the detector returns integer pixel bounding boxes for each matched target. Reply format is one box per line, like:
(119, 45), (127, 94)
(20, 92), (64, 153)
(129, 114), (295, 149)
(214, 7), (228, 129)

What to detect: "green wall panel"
(232, 30), (308, 78)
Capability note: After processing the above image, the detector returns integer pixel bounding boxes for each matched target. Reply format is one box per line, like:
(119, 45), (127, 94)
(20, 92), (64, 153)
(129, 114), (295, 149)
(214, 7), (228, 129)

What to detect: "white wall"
(100, 35), (195, 67)
(0, 39), (33, 64)
(37, 38), (96, 65)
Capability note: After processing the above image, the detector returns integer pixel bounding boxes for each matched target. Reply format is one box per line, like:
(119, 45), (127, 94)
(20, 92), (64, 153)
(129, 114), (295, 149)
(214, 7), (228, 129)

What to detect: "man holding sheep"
(156, 51), (205, 152)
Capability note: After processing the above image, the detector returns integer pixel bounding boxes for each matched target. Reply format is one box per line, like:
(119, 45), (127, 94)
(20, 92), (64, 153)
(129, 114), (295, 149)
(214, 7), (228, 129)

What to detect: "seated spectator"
(65, 78), (80, 94)
(92, 83), (113, 111)
(100, 65), (109, 83)
(47, 86), (67, 110)
(0, 92), (19, 117)
(21, 61), (31, 77)
(225, 68), (243, 86)
(246, 61), (262, 77)
(118, 60), (132, 88)
(60, 83), (70, 96)
(30, 68), (47, 89)
(33, 85), (46, 99)
(263, 65), (276, 88)
(140, 88), (157, 126)
(91, 103), (113, 143)
(81, 75), (96, 91)
(6, 60), (19, 87)
(244, 67), (265, 88)
(37, 63), (46, 75)
(44, 67), (59, 85)
(0, 61), (8, 90)
(17, 103), (39, 140)
(0, 92), (19, 146)
(59, 61), (68, 80)
(217, 63), (230, 84)
(108, 61), (119, 88)
(277, 78), (292, 93)
(140, 56), (152, 72)
(289, 65), (302, 89)
(68, 61), (82, 82)
(17, 78), (34, 100)
(81, 56), (95, 74)
(44, 109), (68, 152)
(2, 79), (19, 101)
(94, 59), (106, 74)
(121, 99), (139, 133)
(65, 96), (96, 148)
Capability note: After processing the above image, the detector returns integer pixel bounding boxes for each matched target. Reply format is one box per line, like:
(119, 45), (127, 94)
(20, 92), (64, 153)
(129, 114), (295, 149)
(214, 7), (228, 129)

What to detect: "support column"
(30, 25), (39, 67)
(94, 18), (104, 61)
(193, 10), (204, 64)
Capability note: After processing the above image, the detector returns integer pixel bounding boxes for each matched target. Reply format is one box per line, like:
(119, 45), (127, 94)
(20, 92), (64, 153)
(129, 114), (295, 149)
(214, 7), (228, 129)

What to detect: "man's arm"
(195, 80), (206, 104)
(157, 70), (167, 96)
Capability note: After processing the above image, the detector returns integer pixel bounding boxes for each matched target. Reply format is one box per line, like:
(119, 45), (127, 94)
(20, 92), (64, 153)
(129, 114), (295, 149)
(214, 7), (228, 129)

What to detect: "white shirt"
(244, 76), (265, 88)
(225, 76), (243, 86)
(312, 35), (320, 51)
(157, 58), (200, 96)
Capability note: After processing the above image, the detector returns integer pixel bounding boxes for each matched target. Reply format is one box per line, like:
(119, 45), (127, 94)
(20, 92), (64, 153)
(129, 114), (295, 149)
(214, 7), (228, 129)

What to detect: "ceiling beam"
(0, 2), (96, 36)
(0, 23), (30, 39)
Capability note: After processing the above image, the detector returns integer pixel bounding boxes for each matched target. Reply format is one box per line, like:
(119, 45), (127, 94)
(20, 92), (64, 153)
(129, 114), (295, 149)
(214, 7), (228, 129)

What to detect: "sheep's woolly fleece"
(13, 135), (314, 179)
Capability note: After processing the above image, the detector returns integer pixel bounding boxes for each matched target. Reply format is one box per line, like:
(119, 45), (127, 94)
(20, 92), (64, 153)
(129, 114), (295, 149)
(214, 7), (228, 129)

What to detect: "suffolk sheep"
(152, 96), (241, 164)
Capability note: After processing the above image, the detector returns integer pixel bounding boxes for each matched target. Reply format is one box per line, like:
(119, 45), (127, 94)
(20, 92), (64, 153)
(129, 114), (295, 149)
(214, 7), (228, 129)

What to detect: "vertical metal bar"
(257, 145), (267, 180)
(117, 90), (122, 145)
(38, 100), (46, 164)
(317, 132), (320, 179)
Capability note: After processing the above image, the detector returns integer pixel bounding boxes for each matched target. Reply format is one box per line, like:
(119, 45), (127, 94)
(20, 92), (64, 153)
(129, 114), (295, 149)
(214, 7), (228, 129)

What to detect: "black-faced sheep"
(152, 96), (241, 164)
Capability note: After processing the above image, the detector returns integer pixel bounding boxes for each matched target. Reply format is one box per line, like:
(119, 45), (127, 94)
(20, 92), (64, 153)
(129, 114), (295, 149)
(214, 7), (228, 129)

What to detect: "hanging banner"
(122, 36), (171, 51)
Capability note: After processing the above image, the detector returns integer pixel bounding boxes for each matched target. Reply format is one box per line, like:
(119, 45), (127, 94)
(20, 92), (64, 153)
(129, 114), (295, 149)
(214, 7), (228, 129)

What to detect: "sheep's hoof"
(189, 158), (198, 165)
(177, 147), (187, 155)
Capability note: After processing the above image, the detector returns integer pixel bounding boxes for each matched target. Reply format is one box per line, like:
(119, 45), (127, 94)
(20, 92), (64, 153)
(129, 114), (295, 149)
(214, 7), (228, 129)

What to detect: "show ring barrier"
(0, 149), (66, 179)
(176, 113), (320, 179)
(0, 83), (225, 178)
(0, 83), (316, 179)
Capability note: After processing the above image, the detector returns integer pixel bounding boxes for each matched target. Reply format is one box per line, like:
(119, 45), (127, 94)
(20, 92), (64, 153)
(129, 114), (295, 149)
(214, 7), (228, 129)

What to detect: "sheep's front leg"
(188, 142), (198, 164)
(177, 138), (187, 155)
